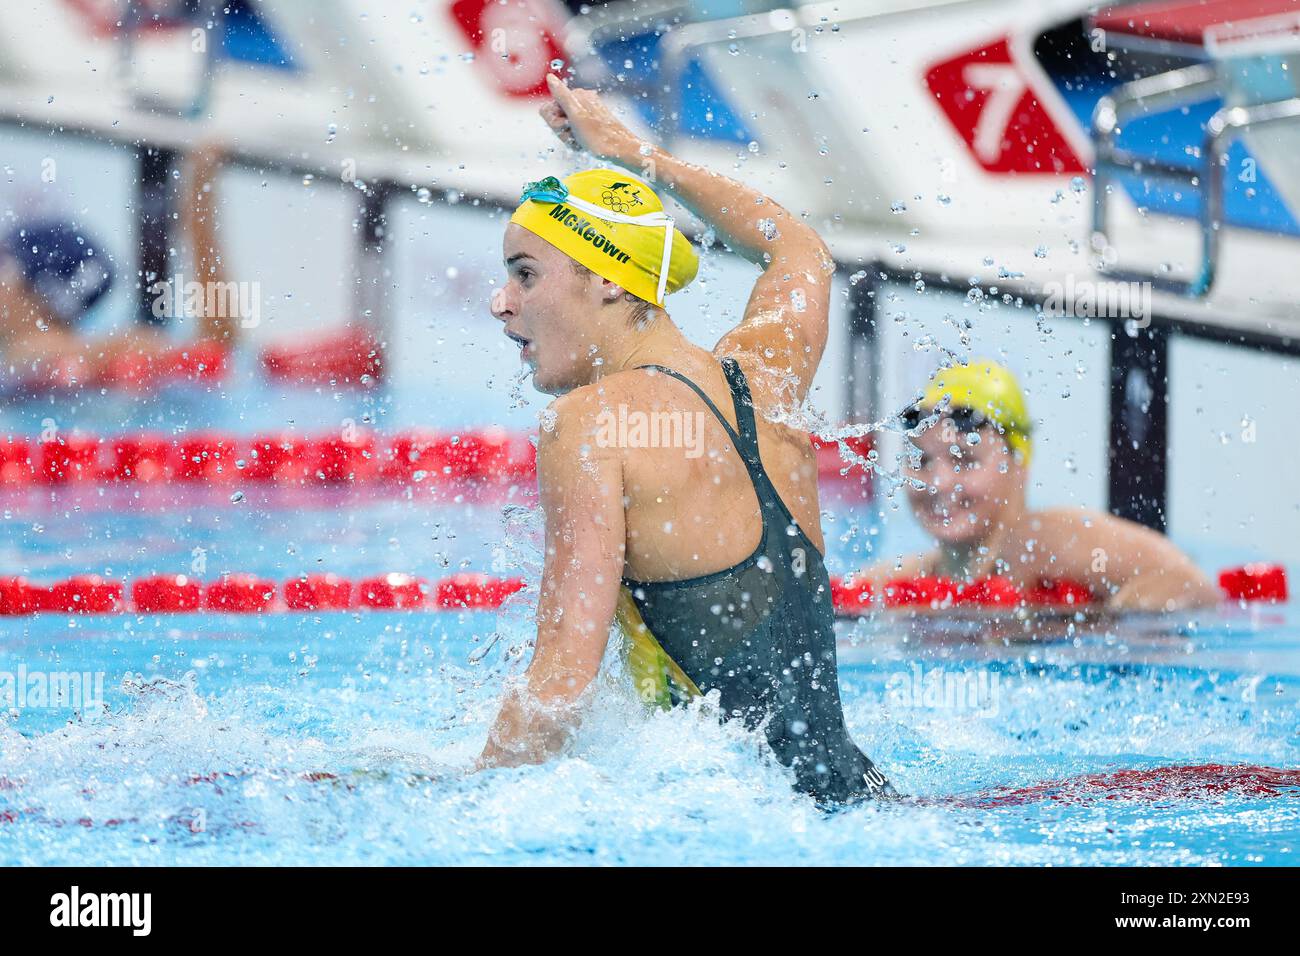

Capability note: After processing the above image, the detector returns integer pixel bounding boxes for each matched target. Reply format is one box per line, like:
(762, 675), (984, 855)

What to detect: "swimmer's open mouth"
(505, 331), (531, 351)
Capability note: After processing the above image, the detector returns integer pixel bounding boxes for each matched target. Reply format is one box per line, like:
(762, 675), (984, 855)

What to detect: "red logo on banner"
(63, 0), (192, 36)
(925, 38), (1084, 174)
(448, 0), (567, 97)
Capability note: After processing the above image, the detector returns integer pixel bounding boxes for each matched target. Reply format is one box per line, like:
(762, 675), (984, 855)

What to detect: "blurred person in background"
(0, 144), (240, 389)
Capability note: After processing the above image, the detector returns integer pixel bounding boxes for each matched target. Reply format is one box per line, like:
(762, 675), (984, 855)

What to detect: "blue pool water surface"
(2, 349), (1298, 867)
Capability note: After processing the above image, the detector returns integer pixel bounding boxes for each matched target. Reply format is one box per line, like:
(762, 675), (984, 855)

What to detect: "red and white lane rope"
(0, 572), (524, 615)
(0, 429), (873, 487)
(0, 564), (1285, 617)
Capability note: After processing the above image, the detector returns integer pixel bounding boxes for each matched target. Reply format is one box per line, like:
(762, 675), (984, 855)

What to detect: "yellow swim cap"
(917, 359), (1033, 464)
(508, 169), (699, 306)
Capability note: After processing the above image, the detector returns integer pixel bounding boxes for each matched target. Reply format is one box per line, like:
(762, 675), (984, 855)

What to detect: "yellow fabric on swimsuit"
(615, 586), (701, 709)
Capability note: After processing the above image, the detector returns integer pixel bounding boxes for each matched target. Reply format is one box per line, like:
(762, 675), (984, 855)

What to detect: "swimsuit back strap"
(633, 363), (746, 452)
(719, 357), (761, 468)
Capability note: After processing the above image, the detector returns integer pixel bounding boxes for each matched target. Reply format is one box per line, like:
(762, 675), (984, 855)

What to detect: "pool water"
(2, 593), (1297, 865)
(2, 352), (1298, 866)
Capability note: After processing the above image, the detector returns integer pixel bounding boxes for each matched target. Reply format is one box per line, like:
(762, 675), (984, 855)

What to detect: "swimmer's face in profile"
(491, 223), (619, 396)
(904, 416), (1025, 546)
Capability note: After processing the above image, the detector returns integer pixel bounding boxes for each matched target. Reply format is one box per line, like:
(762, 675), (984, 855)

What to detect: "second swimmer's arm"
(477, 389), (626, 769)
(183, 144), (242, 345)
(1072, 511), (1219, 611)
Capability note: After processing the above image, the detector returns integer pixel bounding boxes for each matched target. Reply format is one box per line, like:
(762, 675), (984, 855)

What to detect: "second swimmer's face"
(904, 415), (1025, 546)
(491, 223), (613, 396)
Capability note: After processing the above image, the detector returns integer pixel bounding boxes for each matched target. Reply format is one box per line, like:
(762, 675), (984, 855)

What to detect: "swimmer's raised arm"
(541, 73), (833, 400)
(182, 143), (241, 345)
(477, 389), (625, 769)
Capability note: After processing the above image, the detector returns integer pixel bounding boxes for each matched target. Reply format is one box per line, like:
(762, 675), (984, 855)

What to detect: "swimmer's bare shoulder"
(1022, 506), (1218, 610)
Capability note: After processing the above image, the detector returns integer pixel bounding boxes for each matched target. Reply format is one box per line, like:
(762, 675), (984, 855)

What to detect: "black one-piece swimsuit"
(616, 357), (895, 805)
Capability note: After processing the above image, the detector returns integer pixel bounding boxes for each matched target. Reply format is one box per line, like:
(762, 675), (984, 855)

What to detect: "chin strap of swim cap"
(519, 176), (676, 305)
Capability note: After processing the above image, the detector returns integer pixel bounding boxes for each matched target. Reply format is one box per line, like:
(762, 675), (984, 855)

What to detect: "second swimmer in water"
(474, 74), (894, 805)
(862, 360), (1218, 611)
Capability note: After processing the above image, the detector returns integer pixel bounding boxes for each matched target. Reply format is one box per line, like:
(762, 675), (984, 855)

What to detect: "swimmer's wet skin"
(868, 360), (1219, 612)
(477, 74), (893, 803)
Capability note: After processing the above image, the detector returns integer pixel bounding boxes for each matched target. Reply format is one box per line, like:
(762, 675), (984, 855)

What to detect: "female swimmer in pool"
(862, 360), (1218, 612)
(473, 74), (893, 804)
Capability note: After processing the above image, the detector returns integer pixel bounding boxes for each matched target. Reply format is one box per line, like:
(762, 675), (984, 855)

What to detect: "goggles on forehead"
(519, 175), (678, 305)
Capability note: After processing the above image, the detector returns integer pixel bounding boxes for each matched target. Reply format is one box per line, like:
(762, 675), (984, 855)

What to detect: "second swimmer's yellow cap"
(916, 359), (1034, 464)
(508, 169), (699, 306)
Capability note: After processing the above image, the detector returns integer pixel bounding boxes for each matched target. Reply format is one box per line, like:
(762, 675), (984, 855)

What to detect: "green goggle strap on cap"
(519, 175), (677, 305)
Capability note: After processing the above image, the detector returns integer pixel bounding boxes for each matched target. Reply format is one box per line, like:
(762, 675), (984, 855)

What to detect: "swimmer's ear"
(597, 277), (629, 303)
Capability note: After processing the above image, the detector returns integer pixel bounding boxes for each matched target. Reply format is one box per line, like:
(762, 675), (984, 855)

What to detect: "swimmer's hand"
(540, 73), (641, 162)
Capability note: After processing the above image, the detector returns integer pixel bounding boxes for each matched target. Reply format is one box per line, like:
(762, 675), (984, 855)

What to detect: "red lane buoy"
(308, 434), (378, 484)
(883, 576), (957, 610)
(381, 430), (440, 482)
(0, 437), (34, 484)
(261, 326), (383, 386)
(37, 435), (102, 484)
(1219, 563), (1288, 603)
(357, 573), (427, 609)
(98, 342), (229, 390)
(132, 574), (203, 612)
(175, 433), (237, 483)
(106, 435), (173, 482)
(955, 576), (1023, 608)
(811, 434), (874, 482)
(45, 575), (124, 614)
(0, 577), (37, 616)
(241, 434), (298, 483)
(284, 574), (353, 611)
(205, 574), (277, 612)
(1025, 579), (1094, 608)
(434, 573), (524, 610)
(449, 429), (511, 479)
(830, 576), (875, 616)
